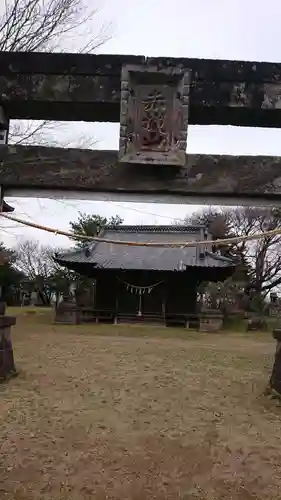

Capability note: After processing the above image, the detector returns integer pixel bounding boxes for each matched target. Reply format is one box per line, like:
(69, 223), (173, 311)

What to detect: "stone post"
(0, 302), (17, 380)
(0, 105), (9, 146)
(199, 309), (223, 332)
(269, 329), (281, 397)
(54, 293), (78, 324)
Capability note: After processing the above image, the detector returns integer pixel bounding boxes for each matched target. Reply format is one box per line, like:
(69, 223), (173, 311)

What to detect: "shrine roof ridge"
(104, 225), (207, 233)
(54, 224), (235, 271)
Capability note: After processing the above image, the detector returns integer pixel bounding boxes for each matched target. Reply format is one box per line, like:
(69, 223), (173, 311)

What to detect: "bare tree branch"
(0, 0), (112, 145)
(185, 206), (281, 297)
(14, 239), (72, 304)
(0, 0), (111, 53)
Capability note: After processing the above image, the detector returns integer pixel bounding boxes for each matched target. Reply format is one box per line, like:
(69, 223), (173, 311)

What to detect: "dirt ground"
(1, 309), (281, 500)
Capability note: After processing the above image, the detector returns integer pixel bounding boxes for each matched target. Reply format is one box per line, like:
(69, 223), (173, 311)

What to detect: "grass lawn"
(1, 308), (281, 499)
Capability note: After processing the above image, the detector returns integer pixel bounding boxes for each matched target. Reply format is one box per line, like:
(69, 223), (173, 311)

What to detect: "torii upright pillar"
(0, 106), (17, 380)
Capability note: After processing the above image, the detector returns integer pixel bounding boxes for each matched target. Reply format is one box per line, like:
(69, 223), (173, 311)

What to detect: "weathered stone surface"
(0, 301), (17, 380)
(2, 51), (281, 82)
(3, 146), (281, 204)
(273, 329), (281, 341)
(54, 297), (77, 324)
(2, 74), (281, 125)
(0, 327), (16, 379)
(0, 74), (121, 122)
(246, 316), (267, 331)
(0, 52), (145, 76)
(199, 311), (223, 332)
(0, 74), (121, 102)
(1, 52), (281, 125)
(119, 65), (190, 165)
(0, 106), (8, 130)
(0, 315), (16, 328)
(270, 333), (281, 396)
(146, 57), (281, 83)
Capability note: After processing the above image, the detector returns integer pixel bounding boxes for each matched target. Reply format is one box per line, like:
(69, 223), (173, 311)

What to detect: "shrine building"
(55, 225), (236, 327)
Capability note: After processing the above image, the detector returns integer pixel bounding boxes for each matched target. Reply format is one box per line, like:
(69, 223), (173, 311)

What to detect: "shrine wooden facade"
(55, 225), (236, 326)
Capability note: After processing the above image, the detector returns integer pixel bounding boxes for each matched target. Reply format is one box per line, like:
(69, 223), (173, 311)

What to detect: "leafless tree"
(185, 206), (281, 298)
(0, 0), (112, 145)
(226, 207), (281, 296)
(14, 239), (70, 304)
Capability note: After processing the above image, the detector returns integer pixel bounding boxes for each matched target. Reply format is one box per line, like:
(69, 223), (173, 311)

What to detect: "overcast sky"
(3, 0), (281, 249)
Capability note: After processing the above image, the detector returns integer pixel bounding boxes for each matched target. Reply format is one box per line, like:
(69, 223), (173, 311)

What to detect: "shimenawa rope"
(1, 212), (281, 248)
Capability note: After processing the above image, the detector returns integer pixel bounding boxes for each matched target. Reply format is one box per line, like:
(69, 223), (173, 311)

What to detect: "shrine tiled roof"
(55, 225), (236, 272)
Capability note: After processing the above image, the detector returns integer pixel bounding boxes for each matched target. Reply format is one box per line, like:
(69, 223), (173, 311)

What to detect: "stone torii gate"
(0, 50), (281, 393)
(0, 241), (17, 380)
(1, 52), (281, 205)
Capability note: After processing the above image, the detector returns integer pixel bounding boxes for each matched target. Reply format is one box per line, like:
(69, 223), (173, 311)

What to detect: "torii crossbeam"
(0, 52), (281, 205)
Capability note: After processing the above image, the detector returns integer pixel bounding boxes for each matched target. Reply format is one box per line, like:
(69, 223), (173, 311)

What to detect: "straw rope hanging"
(117, 277), (163, 295)
(1, 212), (281, 249)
